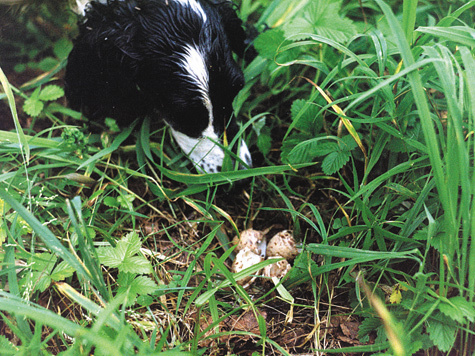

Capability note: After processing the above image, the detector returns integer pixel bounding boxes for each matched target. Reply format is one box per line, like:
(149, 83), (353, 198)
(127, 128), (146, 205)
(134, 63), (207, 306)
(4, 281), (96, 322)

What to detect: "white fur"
(171, 125), (224, 173)
(170, 126), (252, 173)
(173, 0), (207, 22)
(180, 44), (211, 108)
(238, 138), (252, 168)
(75, 0), (207, 21)
(74, 0), (108, 15)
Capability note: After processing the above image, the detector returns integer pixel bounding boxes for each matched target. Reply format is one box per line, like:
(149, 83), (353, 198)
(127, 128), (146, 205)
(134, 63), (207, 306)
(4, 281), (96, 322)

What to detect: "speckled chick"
(263, 257), (292, 280)
(231, 247), (264, 288)
(266, 230), (299, 260)
(233, 229), (267, 257)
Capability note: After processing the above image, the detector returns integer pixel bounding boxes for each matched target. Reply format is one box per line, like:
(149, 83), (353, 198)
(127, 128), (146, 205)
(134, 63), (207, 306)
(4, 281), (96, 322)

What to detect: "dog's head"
(70, 0), (252, 173)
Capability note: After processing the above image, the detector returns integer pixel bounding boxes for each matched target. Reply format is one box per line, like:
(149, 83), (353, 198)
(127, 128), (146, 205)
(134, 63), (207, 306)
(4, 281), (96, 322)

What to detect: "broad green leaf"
(439, 296), (475, 323)
(53, 38), (73, 59)
(290, 99), (322, 133)
(119, 256), (152, 274)
(121, 232), (141, 257)
(321, 150), (350, 175)
(285, 137), (333, 165)
(129, 275), (158, 295)
(38, 85), (64, 101)
(97, 233), (151, 274)
(103, 197), (120, 208)
(117, 274), (157, 306)
(359, 317), (382, 339)
(37, 57), (58, 72)
(50, 261), (75, 282)
(20, 271), (52, 293)
(36, 273), (53, 293)
(23, 98), (44, 117)
(257, 129), (272, 156)
(254, 28), (286, 59)
(117, 194), (135, 211)
(283, 0), (356, 42)
(0, 335), (17, 354)
(426, 311), (457, 352)
(97, 246), (123, 268)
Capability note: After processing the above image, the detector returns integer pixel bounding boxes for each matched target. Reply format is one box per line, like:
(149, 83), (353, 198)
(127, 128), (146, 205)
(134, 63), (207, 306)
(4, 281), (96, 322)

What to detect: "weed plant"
(0, 0), (474, 355)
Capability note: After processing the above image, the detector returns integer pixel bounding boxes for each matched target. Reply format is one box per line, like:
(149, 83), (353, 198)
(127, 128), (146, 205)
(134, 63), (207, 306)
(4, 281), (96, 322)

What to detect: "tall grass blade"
(0, 67), (29, 161)
(402, 0), (418, 43)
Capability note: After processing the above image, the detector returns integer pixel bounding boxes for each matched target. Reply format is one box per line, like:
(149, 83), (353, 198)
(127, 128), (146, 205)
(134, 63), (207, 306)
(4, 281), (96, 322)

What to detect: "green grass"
(1, 0), (475, 354)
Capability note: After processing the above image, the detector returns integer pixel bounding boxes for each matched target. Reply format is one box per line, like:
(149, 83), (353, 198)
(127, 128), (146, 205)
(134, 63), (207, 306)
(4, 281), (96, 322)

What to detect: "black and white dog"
(66, 0), (252, 173)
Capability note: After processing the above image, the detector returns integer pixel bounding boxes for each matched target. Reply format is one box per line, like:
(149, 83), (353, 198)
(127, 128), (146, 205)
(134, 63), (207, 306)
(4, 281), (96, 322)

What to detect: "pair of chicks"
(232, 229), (299, 289)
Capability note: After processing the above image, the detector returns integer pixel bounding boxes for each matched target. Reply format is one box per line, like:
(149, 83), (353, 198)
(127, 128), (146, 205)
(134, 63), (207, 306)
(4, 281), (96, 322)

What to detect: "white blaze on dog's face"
(174, 44), (252, 173)
(169, 11), (251, 173)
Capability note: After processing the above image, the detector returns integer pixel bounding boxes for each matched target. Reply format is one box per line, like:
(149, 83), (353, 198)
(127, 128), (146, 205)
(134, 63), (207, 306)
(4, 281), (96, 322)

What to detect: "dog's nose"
(169, 127), (252, 174)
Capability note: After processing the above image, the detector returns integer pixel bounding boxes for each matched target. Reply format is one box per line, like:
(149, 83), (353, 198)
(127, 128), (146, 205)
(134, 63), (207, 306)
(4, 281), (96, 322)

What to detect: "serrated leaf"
(23, 98), (44, 117)
(0, 335), (17, 353)
(426, 311), (457, 352)
(254, 28), (286, 59)
(31, 253), (57, 272)
(103, 196), (120, 208)
(321, 150), (351, 175)
(281, 133), (310, 162)
(97, 232), (150, 274)
(130, 276), (158, 295)
(283, 0), (357, 43)
(117, 194), (135, 211)
(29, 271), (52, 293)
(37, 57), (58, 71)
(122, 232), (141, 257)
(50, 261), (75, 281)
(339, 135), (359, 151)
(290, 99), (322, 133)
(97, 246), (122, 268)
(117, 274), (157, 306)
(286, 138), (334, 165)
(38, 85), (64, 101)
(359, 317), (382, 339)
(439, 296), (475, 323)
(120, 256), (152, 274)
(53, 38), (73, 59)
(257, 128), (272, 156)
(117, 271), (135, 287)
(313, 142), (339, 156)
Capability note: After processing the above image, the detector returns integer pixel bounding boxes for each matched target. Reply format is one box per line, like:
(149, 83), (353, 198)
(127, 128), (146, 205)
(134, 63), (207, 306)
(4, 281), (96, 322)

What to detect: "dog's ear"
(209, 0), (247, 57)
(65, 1), (148, 122)
(210, 0), (257, 60)
(82, 1), (141, 61)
